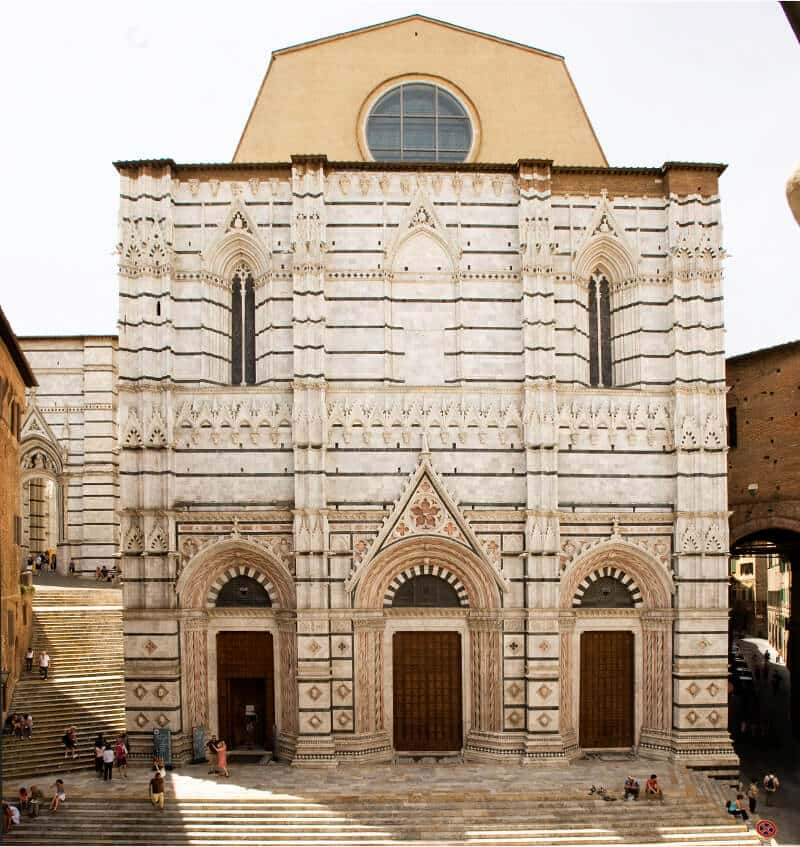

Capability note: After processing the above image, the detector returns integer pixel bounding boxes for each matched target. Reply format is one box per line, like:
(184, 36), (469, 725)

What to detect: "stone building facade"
(0, 307), (36, 718)
(17, 337), (119, 577)
(17, 16), (733, 769)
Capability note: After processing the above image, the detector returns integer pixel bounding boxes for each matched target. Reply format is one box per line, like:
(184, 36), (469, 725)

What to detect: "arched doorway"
(20, 441), (64, 570)
(175, 540), (298, 760)
(353, 537), (503, 758)
(560, 543), (673, 753)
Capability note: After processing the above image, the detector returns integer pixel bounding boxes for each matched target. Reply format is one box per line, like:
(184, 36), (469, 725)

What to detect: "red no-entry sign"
(756, 819), (777, 839)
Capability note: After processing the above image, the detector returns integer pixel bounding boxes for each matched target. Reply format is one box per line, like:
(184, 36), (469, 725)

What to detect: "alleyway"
(732, 638), (799, 845)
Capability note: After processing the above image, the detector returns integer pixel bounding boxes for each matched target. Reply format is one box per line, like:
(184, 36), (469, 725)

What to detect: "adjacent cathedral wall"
(116, 158), (733, 766)
(19, 336), (119, 575)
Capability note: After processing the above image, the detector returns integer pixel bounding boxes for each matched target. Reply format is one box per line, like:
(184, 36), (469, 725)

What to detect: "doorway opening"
(579, 630), (634, 748)
(216, 631), (275, 752)
(392, 630), (462, 752)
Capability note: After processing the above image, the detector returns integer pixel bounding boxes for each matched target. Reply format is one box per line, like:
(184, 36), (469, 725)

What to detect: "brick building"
(0, 307), (36, 719)
(727, 339), (800, 731)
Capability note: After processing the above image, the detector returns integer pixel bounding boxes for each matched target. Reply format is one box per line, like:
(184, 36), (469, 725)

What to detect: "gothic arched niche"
(392, 230), (453, 275)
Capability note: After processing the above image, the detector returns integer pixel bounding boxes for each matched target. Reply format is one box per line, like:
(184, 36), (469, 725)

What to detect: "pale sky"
(1, 1), (797, 356)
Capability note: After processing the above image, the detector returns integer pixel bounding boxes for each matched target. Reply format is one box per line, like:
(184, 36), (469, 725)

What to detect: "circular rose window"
(366, 82), (473, 162)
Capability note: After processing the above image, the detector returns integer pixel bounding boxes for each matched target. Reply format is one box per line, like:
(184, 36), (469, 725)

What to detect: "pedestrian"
(763, 773), (780, 806)
(2, 802), (20, 834)
(115, 736), (128, 779)
(94, 735), (106, 778)
(149, 771), (165, 811)
(25, 646), (33, 672)
(95, 566), (102, 581)
(69, 559), (76, 576)
(644, 774), (663, 802)
(50, 554), (57, 572)
(38, 650), (50, 680)
(49, 779), (66, 812)
(206, 735), (219, 774)
(17, 788), (29, 811)
(62, 727), (76, 759)
(216, 738), (229, 778)
(102, 743), (115, 781)
(28, 785), (44, 818)
(13, 714), (24, 738)
(747, 777), (759, 815)
(152, 755), (166, 778)
(23, 714), (33, 739)
(100, 565), (108, 581)
(624, 776), (640, 800)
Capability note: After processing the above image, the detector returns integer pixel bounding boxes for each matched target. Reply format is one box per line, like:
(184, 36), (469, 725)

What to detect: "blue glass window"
(366, 83), (472, 163)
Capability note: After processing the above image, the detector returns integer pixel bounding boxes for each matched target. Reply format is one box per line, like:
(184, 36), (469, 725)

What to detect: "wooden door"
(579, 630), (634, 748)
(217, 632), (274, 751)
(393, 631), (462, 752)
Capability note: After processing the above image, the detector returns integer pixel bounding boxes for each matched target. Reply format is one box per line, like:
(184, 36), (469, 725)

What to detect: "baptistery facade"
(116, 16), (734, 769)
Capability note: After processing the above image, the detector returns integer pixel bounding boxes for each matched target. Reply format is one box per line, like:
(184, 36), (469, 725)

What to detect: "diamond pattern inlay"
(308, 685), (323, 702)
(687, 683), (700, 697)
(536, 713), (552, 728)
(308, 715), (322, 729)
(685, 710), (699, 726)
(133, 684), (147, 700)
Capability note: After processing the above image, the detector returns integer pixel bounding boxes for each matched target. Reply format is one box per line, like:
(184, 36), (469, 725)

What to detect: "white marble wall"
(115, 160), (733, 768)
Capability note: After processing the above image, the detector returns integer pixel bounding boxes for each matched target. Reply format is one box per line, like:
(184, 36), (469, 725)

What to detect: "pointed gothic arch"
(177, 537), (296, 610)
(560, 539), (673, 611)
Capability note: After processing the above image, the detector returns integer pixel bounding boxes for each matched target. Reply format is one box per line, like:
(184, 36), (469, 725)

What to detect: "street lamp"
(0, 667), (9, 715)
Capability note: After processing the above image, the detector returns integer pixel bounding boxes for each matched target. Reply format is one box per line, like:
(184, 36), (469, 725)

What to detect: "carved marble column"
(345, 615), (390, 760)
(465, 613), (505, 758)
(276, 615), (298, 760)
(639, 611), (673, 756)
(181, 611), (209, 732)
(557, 612), (577, 752)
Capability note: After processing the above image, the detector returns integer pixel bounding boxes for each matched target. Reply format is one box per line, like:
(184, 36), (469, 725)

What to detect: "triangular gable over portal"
(345, 445), (509, 595)
(21, 400), (61, 448)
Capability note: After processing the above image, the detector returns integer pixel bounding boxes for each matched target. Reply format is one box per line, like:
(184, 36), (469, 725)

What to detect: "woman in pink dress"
(216, 739), (229, 777)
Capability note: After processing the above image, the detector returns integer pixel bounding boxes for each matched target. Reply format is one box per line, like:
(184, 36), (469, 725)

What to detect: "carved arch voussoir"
(383, 564), (469, 608)
(573, 567), (642, 608)
(574, 233), (637, 287)
(177, 538), (295, 610)
(207, 563), (278, 608)
(561, 540), (673, 610)
(355, 536), (500, 610)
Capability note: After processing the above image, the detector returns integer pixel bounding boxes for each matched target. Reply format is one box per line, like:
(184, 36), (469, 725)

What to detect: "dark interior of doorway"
(217, 631), (275, 753)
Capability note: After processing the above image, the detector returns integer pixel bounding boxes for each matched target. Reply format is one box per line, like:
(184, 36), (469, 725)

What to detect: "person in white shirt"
(38, 651), (50, 680)
(102, 745), (115, 781)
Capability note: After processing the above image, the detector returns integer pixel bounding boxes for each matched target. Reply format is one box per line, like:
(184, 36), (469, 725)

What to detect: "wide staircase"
(1, 582), (126, 782)
(1, 791), (762, 846)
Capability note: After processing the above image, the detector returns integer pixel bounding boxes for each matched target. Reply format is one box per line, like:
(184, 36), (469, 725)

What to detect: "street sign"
(756, 819), (777, 839)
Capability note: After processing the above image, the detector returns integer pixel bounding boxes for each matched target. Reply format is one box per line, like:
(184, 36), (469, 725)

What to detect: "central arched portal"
(354, 537), (503, 757)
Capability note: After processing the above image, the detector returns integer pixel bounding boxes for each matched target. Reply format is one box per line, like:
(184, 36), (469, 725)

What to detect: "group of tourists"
(205, 735), (230, 777)
(2, 712), (33, 739)
(2, 781), (65, 833)
(26, 551), (56, 573)
(94, 564), (117, 582)
(93, 734), (128, 780)
(726, 773), (781, 825)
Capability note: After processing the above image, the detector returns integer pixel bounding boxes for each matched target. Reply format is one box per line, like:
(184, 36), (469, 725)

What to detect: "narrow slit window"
(589, 272), (613, 388)
(230, 264), (255, 385)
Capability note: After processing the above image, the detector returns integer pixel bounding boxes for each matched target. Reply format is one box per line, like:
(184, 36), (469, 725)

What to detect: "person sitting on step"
(49, 779), (66, 812)
(623, 776), (640, 800)
(644, 774), (663, 801)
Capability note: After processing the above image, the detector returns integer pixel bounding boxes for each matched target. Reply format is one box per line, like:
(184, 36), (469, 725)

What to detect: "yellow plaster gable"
(234, 15), (607, 166)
